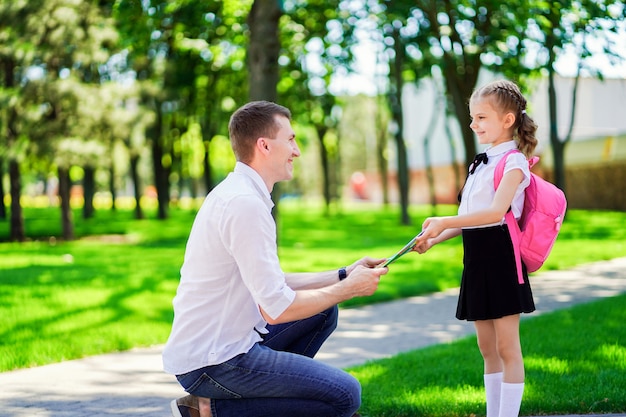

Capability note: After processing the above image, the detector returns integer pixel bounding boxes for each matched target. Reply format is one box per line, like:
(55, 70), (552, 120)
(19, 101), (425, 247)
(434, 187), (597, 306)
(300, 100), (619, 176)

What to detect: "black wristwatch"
(338, 267), (347, 281)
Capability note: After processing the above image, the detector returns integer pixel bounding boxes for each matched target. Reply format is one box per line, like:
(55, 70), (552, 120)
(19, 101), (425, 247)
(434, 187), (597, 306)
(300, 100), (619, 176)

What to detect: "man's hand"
(346, 256), (386, 273)
(339, 264), (387, 298)
(263, 263), (388, 324)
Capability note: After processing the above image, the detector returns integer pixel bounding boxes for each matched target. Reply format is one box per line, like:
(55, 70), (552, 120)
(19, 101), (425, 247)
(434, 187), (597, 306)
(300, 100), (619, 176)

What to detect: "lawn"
(351, 293), (626, 416)
(0, 202), (625, 415)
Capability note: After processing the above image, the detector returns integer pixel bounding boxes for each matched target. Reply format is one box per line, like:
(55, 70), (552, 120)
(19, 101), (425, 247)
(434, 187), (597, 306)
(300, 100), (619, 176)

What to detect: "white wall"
(530, 75), (626, 149)
(397, 74), (626, 169)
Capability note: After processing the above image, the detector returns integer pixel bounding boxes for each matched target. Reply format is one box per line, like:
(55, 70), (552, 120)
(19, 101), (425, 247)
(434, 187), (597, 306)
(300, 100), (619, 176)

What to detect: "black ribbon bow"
(469, 152), (488, 175)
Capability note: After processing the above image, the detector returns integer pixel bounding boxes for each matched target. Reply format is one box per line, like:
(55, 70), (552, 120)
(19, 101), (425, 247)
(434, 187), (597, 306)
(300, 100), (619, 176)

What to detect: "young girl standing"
(414, 79), (538, 417)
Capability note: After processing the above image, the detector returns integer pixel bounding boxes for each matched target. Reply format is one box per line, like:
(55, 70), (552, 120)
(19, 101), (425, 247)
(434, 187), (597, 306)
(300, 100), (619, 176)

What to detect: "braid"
(471, 80), (538, 158)
(517, 111), (538, 158)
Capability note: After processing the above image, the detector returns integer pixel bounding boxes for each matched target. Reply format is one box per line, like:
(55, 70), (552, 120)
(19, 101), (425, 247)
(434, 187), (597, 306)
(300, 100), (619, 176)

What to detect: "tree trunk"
(444, 106), (462, 194)
(58, 166), (74, 241)
(391, 28), (411, 225)
(247, 0), (283, 222)
(6, 73), (25, 240)
(109, 162), (117, 211)
(8, 159), (25, 241)
(547, 66), (567, 192)
(375, 97), (389, 206)
(423, 84), (444, 212)
(129, 154), (144, 219)
(315, 125), (331, 213)
(247, 0), (281, 103)
(202, 139), (213, 194)
(150, 104), (169, 220)
(0, 158), (6, 220)
(82, 165), (95, 219)
(440, 54), (480, 167)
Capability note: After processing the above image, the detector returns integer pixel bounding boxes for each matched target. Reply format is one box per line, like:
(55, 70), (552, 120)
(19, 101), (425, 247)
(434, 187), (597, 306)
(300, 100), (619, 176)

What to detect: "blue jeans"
(175, 306), (361, 417)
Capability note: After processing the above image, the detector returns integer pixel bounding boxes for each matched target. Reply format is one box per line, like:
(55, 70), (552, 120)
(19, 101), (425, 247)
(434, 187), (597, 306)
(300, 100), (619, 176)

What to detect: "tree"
(421, 74), (445, 211)
(277, 0), (356, 213)
(0, 0), (117, 240)
(376, 0), (625, 200)
(0, 0), (44, 240)
(378, 0), (529, 168)
(248, 0), (282, 102)
(387, 24), (411, 225)
(521, 0), (626, 192)
(247, 0), (359, 216)
(114, 0), (248, 218)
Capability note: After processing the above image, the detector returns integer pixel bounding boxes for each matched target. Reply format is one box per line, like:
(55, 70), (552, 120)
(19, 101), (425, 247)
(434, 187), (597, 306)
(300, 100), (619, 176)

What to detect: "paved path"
(1, 257), (625, 417)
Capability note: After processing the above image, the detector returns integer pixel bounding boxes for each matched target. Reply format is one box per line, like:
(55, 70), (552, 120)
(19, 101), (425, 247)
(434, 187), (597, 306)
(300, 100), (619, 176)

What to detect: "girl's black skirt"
(456, 225), (535, 321)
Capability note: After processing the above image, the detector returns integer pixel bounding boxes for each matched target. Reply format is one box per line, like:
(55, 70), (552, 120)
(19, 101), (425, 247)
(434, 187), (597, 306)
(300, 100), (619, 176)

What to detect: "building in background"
(378, 74), (626, 209)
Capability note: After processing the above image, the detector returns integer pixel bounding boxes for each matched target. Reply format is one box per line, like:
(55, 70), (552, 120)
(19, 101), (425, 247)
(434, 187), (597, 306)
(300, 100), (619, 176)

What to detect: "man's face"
(268, 115), (300, 183)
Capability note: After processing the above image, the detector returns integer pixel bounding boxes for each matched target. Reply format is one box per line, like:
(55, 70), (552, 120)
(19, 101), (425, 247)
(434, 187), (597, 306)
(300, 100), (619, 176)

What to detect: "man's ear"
(257, 137), (270, 153)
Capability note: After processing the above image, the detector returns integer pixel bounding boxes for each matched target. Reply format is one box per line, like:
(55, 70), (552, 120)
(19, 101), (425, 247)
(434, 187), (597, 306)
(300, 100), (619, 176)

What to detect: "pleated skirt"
(456, 225), (535, 321)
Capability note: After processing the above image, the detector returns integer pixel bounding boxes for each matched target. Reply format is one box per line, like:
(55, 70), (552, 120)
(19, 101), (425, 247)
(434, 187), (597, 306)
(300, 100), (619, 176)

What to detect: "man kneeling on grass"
(162, 100), (388, 417)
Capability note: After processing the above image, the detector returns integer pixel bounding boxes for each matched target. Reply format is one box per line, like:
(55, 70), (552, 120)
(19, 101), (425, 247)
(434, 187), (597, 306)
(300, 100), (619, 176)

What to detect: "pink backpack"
(494, 150), (567, 284)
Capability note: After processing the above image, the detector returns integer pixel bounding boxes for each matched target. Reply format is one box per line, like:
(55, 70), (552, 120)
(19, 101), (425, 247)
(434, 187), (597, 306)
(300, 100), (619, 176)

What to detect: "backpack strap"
(494, 149), (525, 284)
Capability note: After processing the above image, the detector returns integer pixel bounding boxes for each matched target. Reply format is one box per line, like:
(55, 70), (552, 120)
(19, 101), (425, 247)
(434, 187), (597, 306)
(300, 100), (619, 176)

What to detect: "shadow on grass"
(0, 242), (180, 371)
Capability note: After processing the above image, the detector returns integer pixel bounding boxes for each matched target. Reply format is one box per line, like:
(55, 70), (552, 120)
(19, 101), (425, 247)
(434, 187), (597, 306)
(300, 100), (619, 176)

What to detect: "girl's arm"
(414, 227), (461, 254)
(417, 168), (524, 244)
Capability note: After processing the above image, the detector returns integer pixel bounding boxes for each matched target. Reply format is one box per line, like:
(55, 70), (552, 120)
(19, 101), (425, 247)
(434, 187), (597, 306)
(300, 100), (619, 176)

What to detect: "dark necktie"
(469, 152), (488, 175)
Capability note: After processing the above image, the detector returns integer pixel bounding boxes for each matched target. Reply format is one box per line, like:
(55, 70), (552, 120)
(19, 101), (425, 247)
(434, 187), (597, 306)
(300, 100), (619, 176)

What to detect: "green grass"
(0, 202), (625, 415)
(350, 293), (626, 417)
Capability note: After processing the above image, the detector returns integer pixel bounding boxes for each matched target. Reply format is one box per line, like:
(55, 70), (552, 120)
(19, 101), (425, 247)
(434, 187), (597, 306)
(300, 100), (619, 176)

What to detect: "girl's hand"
(413, 217), (449, 252)
(420, 217), (448, 240)
(413, 237), (435, 254)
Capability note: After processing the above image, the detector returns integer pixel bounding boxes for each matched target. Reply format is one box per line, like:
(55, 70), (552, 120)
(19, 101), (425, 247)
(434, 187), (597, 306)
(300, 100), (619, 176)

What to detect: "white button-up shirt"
(458, 141), (531, 228)
(162, 162), (296, 375)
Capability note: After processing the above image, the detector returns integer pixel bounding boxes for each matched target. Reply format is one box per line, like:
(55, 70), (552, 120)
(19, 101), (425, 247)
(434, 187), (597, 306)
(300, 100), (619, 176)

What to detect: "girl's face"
(469, 98), (515, 146)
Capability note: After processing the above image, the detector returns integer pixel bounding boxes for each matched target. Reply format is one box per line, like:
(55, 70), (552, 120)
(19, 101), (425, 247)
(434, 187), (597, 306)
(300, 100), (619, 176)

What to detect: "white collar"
(234, 162), (274, 209)
(485, 140), (518, 157)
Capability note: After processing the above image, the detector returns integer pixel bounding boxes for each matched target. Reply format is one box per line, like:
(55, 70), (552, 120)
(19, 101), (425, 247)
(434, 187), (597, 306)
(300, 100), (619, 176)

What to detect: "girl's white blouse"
(458, 141), (531, 229)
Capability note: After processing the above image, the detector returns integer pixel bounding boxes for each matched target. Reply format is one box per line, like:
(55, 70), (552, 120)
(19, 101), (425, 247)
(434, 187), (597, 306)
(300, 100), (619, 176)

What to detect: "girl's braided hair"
(471, 80), (538, 158)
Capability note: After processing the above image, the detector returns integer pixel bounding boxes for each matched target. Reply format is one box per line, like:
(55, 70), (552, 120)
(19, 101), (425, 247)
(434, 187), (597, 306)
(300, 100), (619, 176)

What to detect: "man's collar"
(234, 162), (274, 208)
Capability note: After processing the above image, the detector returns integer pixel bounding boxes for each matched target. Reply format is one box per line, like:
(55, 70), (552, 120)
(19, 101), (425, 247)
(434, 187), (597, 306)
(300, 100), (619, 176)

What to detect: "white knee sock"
(484, 372), (503, 417)
(499, 382), (524, 417)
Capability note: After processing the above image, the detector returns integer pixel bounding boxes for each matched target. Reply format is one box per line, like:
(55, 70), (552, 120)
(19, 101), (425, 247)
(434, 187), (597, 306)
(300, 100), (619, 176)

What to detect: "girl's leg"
(474, 320), (502, 374)
(493, 314), (525, 417)
(475, 320), (503, 417)
(492, 314), (524, 383)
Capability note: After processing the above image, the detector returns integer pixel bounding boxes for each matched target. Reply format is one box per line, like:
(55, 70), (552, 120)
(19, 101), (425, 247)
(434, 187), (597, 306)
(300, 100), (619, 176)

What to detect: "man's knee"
(325, 305), (339, 331)
(334, 371), (361, 415)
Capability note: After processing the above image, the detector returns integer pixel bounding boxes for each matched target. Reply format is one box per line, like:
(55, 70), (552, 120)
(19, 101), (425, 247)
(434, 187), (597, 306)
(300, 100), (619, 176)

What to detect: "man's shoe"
(170, 394), (200, 417)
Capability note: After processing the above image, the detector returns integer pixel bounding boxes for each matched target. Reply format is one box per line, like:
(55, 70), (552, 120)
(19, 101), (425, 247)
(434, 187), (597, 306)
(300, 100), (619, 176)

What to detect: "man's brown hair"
(228, 101), (292, 163)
